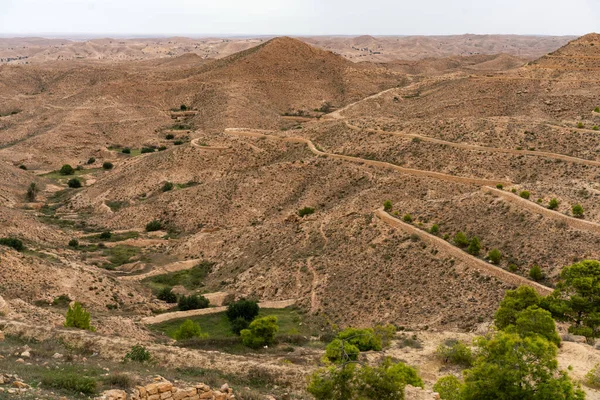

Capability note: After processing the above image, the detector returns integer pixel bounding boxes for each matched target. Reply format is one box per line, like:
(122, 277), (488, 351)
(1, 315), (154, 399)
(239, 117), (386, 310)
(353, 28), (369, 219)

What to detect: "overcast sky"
(0, 0), (598, 37)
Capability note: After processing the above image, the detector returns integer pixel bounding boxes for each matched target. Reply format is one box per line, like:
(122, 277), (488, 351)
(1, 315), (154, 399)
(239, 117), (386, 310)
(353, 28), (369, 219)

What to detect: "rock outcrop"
(97, 379), (235, 400)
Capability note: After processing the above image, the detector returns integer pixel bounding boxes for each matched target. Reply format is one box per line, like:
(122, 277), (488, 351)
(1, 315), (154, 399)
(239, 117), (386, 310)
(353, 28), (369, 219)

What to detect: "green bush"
(68, 238), (79, 248)
(102, 162), (113, 170)
(231, 316), (250, 335)
(403, 214), (413, 223)
(467, 237), (481, 256)
(593, 126), (599, 131)
(178, 294), (210, 311)
(430, 224), (439, 235)
(124, 344), (151, 362)
(298, 207), (315, 217)
(99, 231), (112, 240)
(87, 157), (96, 164)
(166, 134), (175, 140)
(173, 319), (208, 341)
(383, 200), (392, 211)
(519, 190), (530, 199)
(325, 338), (360, 363)
(141, 147), (155, 154)
(548, 198), (559, 210)
(226, 299), (259, 323)
(174, 140), (184, 145)
(26, 182), (38, 202)
(436, 339), (474, 367)
(0, 237), (24, 251)
(487, 248), (501, 264)
(494, 286), (542, 330)
(496, 184), (503, 190)
(241, 316), (279, 348)
(578, 122), (585, 129)
(158, 146), (167, 151)
(529, 265), (544, 282)
(511, 306), (561, 346)
(157, 287), (177, 303)
(67, 178), (82, 188)
(162, 182), (174, 192)
(572, 204), (584, 218)
(41, 371), (97, 395)
(121, 148), (131, 154)
(454, 232), (469, 248)
(585, 363), (600, 389)
(434, 376), (462, 400)
(64, 302), (95, 331)
(180, 104), (187, 111)
(59, 164), (75, 175)
(145, 220), (162, 232)
(595, 107), (600, 113)
(337, 327), (382, 351)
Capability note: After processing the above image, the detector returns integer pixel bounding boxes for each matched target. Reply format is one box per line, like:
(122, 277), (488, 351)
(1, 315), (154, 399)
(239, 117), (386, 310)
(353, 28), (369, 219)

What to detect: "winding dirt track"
(190, 138), (230, 150)
(375, 208), (553, 296)
(225, 129), (509, 187)
(345, 122), (600, 167)
(119, 259), (202, 281)
(482, 186), (600, 234)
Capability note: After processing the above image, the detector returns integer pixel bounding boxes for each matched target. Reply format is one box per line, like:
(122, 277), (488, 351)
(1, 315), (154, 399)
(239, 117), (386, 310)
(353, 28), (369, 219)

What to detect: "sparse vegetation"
(519, 190), (530, 199)
(59, 164), (75, 175)
(178, 294), (210, 311)
(87, 157), (95, 164)
(124, 344), (151, 362)
(383, 200), (392, 211)
(162, 181), (174, 192)
(403, 213), (413, 223)
(67, 178), (82, 188)
(529, 265), (544, 282)
(145, 219), (162, 231)
(572, 204), (584, 218)
(102, 161), (113, 170)
(41, 371), (97, 395)
(548, 198), (559, 210)
(166, 134), (175, 140)
(141, 147), (155, 154)
(121, 147), (131, 154)
(436, 339), (474, 367)
(26, 182), (39, 201)
(64, 302), (95, 331)
(157, 287), (177, 303)
(145, 261), (214, 292)
(430, 224), (440, 235)
(487, 248), (501, 264)
(453, 231), (469, 248)
(298, 207), (315, 217)
(0, 237), (24, 251)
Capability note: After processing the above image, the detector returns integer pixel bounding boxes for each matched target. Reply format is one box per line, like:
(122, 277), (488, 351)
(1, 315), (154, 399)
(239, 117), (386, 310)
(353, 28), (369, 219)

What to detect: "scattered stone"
(13, 381), (29, 389)
(20, 350), (31, 358)
(15, 358), (25, 363)
(52, 352), (63, 358)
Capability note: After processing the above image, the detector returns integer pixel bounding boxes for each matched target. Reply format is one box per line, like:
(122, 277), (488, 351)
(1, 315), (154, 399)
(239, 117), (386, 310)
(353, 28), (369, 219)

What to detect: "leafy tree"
(157, 287), (177, 303)
(68, 238), (79, 248)
(26, 182), (38, 202)
(60, 164), (75, 175)
(173, 319), (208, 340)
(64, 302), (95, 331)
(177, 294), (209, 311)
(325, 338), (360, 363)
(436, 339), (474, 367)
(549, 198), (559, 210)
(67, 178), (82, 188)
(230, 316), (250, 335)
(124, 344), (150, 362)
(0, 237), (24, 251)
(461, 332), (584, 400)
(510, 306), (561, 346)
(572, 204), (584, 218)
(530, 265), (544, 282)
(545, 260), (600, 339)
(434, 376), (462, 400)
(467, 237), (481, 256)
(454, 232), (470, 248)
(519, 190), (531, 199)
(226, 298), (259, 323)
(102, 162), (113, 170)
(337, 327), (382, 351)
(308, 364), (356, 400)
(494, 286), (542, 330)
(240, 316), (279, 348)
(383, 200), (393, 212)
(487, 249), (501, 264)
(145, 220), (162, 232)
(162, 182), (174, 192)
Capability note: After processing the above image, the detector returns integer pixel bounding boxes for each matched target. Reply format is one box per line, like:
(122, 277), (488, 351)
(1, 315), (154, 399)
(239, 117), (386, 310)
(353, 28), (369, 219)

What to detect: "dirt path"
(225, 129), (509, 187)
(118, 259), (201, 281)
(190, 138), (230, 151)
(141, 299), (297, 324)
(345, 122), (600, 167)
(327, 87), (399, 120)
(375, 208), (553, 296)
(307, 258), (320, 313)
(482, 186), (600, 234)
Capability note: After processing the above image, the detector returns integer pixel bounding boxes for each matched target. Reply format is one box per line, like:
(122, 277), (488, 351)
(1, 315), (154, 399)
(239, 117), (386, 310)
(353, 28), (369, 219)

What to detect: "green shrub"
(585, 363), (600, 389)
(19, 164), (27, 170)
(325, 338), (360, 363)
(594, 126), (599, 131)
(241, 316), (279, 348)
(487, 248), (501, 264)
(436, 339), (474, 367)
(162, 182), (174, 192)
(383, 200), (392, 211)
(433, 376), (462, 400)
(548, 198), (559, 210)
(231, 316), (250, 335)
(496, 184), (503, 190)
(178, 294), (210, 311)
(166, 134), (175, 140)
(67, 178), (82, 188)
(403, 214), (413, 223)
(158, 146), (167, 151)
(572, 204), (584, 218)
(102, 162), (113, 170)
(453, 232), (469, 248)
(87, 157), (96, 164)
(508, 263), (518, 272)
(519, 190), (530, 199)
(0, 237), (24, 251)
(157, 287), (177, 303)
(121, 148), (131, 154)
(180, 104), (187, 111)
(298, 207), (315, 217)
(226, 299), (259, 323)
(467, 237), (481, 256)
(173, 319), (208, 341)
(124, 344), (151, 362)
(595, 107), (600, 113)
(59, 164), (75, 175)
(41, 371), (97, 395)
(26, 182), (38, 202)
(529, 265), (544, 282)
(141, 147), (155, 154)
(430, 224), (439, 235)
(68, 238), (79, 248)
(145, 220), (162, 232)
(99, 231), (112, 240)
(578, 122), (585, 129)
(174, 140), (184, 145)
(52, 294), (72, 307)
(511, 306), (561, 346)
(337, 327), (382, 351)
(494, 286), (542, 330)
(64, 302), (95, 331)
(511, 188), (517, 193)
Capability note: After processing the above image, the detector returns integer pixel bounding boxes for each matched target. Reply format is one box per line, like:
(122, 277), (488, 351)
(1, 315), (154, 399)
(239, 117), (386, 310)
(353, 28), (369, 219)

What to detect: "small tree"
(102, 162), (113, 170)
(26, 182), (39, 202)
(240, 316), (279, 348)
(434, 376), (462, 400)
(180, 104), (187, 111)
(68, 238), (79, 248)
(496, 184), (503, 190)
(121, 148), (131, 154)
(548, 198), (559, 210)
(430, 224), (440, 235)
(60, 164), (75, 175)
(87, 157), (96, 165)
(162, 182), (174, 192)
(226, 299), (259, 323)
(487, 248), (501, 264)
(572, 204), (584, 218)
(383, 200), (392, 212)
(64, 302), (95, 331)
(403, 214), (413, 223)
(173, 319), (208, 340)
(325, 339), (360, 363)
(145, 220), (162, 232)
(454, 231), (469, 248)
(124, 344), (150, 362)
(519, 190), (530, 199)
(511, 305), (561, 346)
(595, 107), (600, 113)
(67, 178), (82, 188)
(166, 134), (175, 140)
(529, 265), (544, 282)
(0, 237), (24, 251)
(178, 294), (210, 311)
(467, 237), (481, 256)
(99, 231), (112, 240)
(157, 287), (177, 303)
(495, 286), (542, 330)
